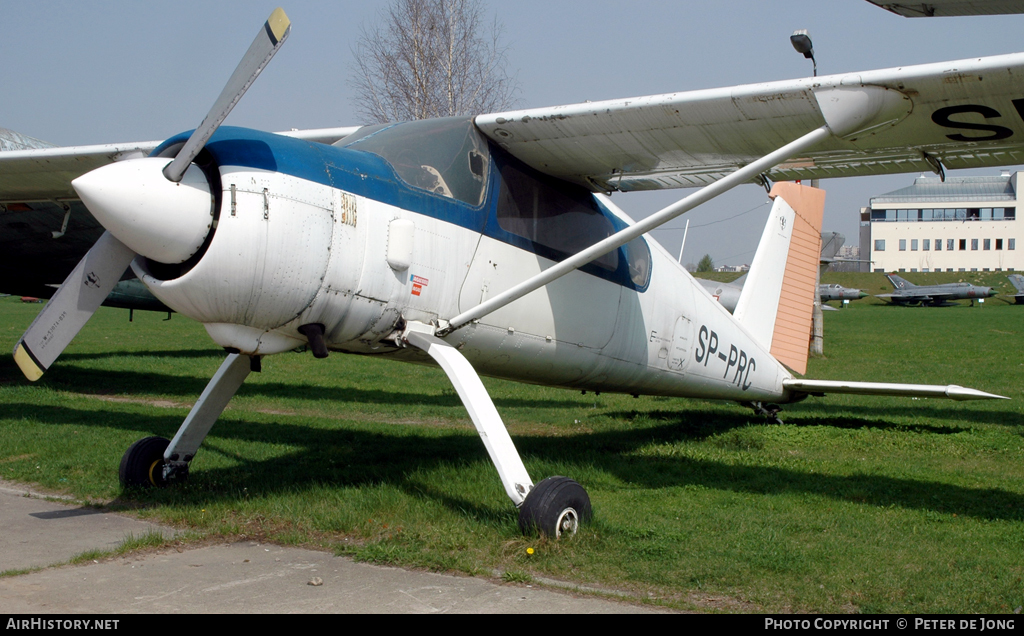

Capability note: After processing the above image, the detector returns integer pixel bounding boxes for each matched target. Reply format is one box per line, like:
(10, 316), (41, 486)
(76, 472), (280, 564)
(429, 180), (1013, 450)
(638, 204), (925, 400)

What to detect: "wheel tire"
(517, 476), (592, 538)
(119, 436), (171, 489)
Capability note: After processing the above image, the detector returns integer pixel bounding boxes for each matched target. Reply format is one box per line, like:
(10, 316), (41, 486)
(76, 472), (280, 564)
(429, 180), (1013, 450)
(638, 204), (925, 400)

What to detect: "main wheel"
(119, 436), (171, 489)
(517, 476), (592, 538)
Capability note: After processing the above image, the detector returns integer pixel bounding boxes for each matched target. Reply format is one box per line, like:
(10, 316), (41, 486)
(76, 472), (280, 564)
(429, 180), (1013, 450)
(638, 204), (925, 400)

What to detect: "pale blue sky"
(5, 1), (1024, 265)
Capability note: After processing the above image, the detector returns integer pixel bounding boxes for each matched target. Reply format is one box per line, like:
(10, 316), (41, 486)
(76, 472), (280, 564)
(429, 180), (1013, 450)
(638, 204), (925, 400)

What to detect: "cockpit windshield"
(338, 117), (489, 206)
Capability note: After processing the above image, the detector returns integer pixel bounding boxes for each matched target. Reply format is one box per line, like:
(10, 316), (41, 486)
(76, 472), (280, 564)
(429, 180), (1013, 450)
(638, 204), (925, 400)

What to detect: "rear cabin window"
(493, 152), (651, 288)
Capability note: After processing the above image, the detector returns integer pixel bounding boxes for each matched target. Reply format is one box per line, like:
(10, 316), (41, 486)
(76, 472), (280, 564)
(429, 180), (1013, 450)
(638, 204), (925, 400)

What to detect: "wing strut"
(439, 124), (832, 334)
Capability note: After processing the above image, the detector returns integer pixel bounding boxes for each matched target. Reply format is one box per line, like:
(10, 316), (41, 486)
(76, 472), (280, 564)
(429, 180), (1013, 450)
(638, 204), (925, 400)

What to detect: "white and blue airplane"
(3, 9), (1017, 537)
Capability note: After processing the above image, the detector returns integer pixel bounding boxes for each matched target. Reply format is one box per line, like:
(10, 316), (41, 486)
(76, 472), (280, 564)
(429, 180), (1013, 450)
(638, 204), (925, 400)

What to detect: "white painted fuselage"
(135, 153), (794, 405)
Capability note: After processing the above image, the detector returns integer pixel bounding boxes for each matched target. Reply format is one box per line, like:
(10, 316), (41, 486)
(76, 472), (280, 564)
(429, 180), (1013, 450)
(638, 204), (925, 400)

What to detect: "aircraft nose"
(858, 291), (868, 299)
(72, 157), (214, 264)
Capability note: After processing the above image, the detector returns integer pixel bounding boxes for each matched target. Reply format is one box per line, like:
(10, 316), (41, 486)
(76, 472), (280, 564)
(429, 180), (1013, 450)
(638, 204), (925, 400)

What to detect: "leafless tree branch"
(349, 0), (520, 123)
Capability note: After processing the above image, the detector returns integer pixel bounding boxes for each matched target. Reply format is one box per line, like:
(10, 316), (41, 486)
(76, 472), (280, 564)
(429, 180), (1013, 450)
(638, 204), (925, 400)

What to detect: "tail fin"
(734, 182), (824, 375)
(1008, 274), (1024, 292)
(886, 273), (914, 289)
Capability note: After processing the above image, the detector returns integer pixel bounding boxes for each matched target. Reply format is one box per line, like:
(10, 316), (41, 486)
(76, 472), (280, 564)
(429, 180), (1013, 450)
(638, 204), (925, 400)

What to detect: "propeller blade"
(13, 232), (136, 381)
(163, 7), (291, 182)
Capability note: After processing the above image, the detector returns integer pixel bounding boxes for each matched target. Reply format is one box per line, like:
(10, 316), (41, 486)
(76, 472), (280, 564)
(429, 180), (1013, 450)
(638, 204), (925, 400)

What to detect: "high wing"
(0, 127), (360, 202)
(865, 0), (1024, 17)
(475, 53), (1024, 191)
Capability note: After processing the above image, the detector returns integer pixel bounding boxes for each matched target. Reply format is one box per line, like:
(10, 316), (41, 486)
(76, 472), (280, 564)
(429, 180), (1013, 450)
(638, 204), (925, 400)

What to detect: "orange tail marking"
(767, 182), (824, 375)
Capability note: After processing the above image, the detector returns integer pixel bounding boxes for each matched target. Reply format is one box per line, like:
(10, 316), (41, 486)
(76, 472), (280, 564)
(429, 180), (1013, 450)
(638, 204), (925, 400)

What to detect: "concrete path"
(0, 480), (664, 613)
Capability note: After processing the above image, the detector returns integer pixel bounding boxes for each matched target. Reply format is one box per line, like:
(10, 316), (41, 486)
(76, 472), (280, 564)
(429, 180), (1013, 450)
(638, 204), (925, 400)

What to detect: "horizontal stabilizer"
(784, 379), (1008, 401)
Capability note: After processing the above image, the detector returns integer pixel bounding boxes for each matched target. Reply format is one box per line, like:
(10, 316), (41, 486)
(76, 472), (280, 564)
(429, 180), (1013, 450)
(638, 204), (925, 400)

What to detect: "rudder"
(733, 182), (823, 375)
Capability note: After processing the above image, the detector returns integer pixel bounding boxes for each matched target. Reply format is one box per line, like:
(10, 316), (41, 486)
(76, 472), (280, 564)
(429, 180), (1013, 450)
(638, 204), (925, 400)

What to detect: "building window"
(997, 239), (1003, 250)
(934, 239), (942, 251)
(1010, 239), (1016, 250)
(948, 239), (956, 251)
(960, 239), (967, 251)
(984, 239), (991, 250)
(972, 239), (979, 250)
(900, 239), (907, 251)
(875, 239), (885, 251)
(911, 239), (919, 251)
(1006, 208), (1017, 220)
(923, 239), (930, 251)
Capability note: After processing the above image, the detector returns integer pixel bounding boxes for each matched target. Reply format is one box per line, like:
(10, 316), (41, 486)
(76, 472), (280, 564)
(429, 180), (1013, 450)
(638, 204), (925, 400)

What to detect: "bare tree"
(350, 0), (519, 123)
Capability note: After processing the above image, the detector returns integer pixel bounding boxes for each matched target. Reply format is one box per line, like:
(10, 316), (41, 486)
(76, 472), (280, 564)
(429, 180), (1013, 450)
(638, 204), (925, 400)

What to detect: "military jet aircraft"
(699, 277), (868, 313)
(4, 9), (1015, 537)
(1007, 274), (1024, 303)
(819, 283), (869, 305)
(876, 274), (997, 306)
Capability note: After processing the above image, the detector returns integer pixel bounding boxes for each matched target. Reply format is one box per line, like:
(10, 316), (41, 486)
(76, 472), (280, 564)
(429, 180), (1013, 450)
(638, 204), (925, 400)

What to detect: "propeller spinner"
(13, 8), (291, 381)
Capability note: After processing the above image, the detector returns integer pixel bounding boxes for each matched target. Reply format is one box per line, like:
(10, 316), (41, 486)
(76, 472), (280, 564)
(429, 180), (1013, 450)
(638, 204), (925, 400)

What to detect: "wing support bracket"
(403, 327), (533, 507)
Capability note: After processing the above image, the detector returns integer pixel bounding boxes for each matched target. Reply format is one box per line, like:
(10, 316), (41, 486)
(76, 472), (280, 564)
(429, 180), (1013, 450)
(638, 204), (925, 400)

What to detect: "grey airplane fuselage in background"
(876, 274), (996, 306)
(818, 283), (869, 303)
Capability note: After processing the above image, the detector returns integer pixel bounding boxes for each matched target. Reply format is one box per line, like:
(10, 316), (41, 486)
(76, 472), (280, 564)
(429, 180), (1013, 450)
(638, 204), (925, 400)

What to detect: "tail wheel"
(119, 436), (171, 488)
(517, 476), (592, 538)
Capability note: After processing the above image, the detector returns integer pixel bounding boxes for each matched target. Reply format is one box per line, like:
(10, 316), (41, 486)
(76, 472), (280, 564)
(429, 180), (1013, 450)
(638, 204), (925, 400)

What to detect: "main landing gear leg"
(404, 329), (592, 538)
(119, 353), (253, 488)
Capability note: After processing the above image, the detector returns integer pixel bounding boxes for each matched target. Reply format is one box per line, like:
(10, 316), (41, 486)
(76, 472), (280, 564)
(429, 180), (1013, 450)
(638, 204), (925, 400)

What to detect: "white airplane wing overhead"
(476, 53), (1024, 192)
(0, 142), (163, 201)
(865, 0), (1024, 17)
(0, 127), (360, 202)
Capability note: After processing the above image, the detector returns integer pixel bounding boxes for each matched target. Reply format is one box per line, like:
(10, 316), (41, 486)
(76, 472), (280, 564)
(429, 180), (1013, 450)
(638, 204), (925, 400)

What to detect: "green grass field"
(1, 285), (1022, 613)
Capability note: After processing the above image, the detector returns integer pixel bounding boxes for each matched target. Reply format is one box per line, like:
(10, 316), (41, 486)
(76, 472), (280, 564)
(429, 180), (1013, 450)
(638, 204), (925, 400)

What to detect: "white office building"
(859, 172), (1021, 273)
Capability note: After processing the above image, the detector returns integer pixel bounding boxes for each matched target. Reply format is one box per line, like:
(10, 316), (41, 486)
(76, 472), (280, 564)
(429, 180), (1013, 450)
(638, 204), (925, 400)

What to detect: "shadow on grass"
(607, 405), (1012, 433)
(7, 402), (1024, 525)
(5, 364), (583, 410)
(784, 403), (1022, 428)
(58, 350), (224, 362)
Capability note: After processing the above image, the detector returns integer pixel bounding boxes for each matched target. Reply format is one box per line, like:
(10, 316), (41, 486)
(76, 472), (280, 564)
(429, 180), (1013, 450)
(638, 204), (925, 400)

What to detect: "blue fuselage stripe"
(153, 127), (646, 290)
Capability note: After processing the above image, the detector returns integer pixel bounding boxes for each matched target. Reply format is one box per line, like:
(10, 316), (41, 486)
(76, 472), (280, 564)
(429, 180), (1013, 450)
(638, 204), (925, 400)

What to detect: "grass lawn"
(1, 290), (1021, 613)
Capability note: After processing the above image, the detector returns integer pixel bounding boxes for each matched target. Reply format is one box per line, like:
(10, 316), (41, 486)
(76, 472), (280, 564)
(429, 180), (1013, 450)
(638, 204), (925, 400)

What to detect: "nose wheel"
(119, 436), (183, 488)
(517, 476), (592, 538)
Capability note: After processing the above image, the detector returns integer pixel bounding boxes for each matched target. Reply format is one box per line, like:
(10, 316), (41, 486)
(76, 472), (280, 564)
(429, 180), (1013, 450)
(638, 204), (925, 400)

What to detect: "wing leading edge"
(476, 52), (1024, 191)
(0, 127), (360, 202)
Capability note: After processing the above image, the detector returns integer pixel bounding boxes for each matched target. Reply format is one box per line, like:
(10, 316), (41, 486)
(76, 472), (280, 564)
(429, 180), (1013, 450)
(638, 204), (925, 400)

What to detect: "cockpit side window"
(495, 153), (619, 272)
(340, 117), (489, 206)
